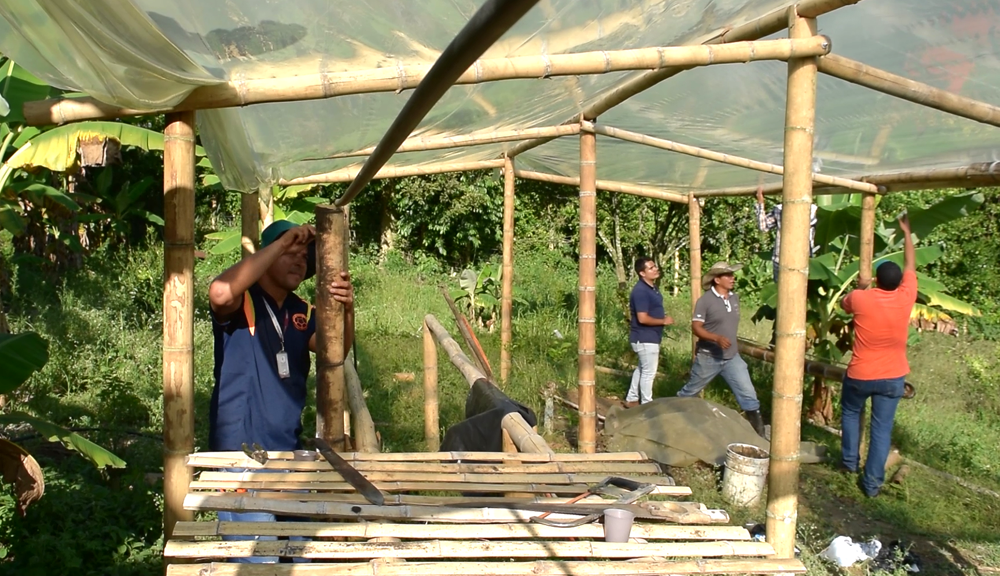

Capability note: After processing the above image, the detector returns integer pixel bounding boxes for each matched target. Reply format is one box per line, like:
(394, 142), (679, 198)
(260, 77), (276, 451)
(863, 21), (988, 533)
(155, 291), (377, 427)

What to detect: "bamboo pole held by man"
(240, 191), (259, 258)
(162, 111), (197, 540)
(766, 9), (817, 558)
(688, 196), (702, 359)
(315, 205), (348, 450)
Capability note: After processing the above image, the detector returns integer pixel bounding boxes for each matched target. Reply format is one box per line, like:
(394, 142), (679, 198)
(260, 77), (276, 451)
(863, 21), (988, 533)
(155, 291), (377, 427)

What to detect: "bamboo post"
(859, 194), (876, 286)
(577, 122), (598, 455)
(688, 196), (701, 359)
(422, 320), (440, 452)
(500, 155), (515, 385)
(162, 111), (196, 540)
(240, 191), (258, 258)
(345, 356), (380, 453)
(766, 9), (817, 558)
(315, 205), (348, 450)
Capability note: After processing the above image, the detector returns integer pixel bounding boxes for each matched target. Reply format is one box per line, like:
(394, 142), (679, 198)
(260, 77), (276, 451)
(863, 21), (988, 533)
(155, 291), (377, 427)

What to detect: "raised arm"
(899, 214), (915, 273)
(209, 225), (315, 317)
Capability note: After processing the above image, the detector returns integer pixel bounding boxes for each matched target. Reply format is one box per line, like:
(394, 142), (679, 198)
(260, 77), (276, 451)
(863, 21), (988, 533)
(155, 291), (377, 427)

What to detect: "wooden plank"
(166, 558), (807, 575)
(187, 451), (648, 464)
(193, 471), (678, 485)
(184, 493), (729, 524)
(189, 480), (691, 496)
(164, 539), (776, 559)
(188, 460), (662, 475)
(171, 521), (751, 541)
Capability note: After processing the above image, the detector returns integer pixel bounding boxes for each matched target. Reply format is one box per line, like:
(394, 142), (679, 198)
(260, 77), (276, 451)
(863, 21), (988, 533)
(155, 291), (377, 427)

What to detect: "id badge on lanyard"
(262, 299), (292, 379)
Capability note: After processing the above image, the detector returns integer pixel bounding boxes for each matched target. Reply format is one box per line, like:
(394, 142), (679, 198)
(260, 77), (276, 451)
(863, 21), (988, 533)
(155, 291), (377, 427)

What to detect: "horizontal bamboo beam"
(166, 558), (807, 575)
(696, 162), (1000, 197)
(185, 459), (662, 475)
(310, 125), (581, 160)
(506, 0), (863, 158)
(189, 480), (689, 496)
(172, 520), (744, 540)
(513, 169), (688, 203)
(24, 38), (832, 126)
(817, 54), (1000, 128)
(188, 451), (648, 463)
(582, 121), (879, 193)
(196, 470), (676, 485)
(280, 159), (505, 185)
(184, 492), (674, 506)
(184, 493), (728, 524)
(164, 539), (776, 559)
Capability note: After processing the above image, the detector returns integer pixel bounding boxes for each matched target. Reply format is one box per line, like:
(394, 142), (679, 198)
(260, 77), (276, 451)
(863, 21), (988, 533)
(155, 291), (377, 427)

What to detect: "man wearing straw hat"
(208, 220), (355, 563)
(677, 262), (766, 436)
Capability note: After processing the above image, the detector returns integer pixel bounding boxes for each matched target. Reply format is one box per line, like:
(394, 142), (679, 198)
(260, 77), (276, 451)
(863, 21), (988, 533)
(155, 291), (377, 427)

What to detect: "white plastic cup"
(292, 450), (317, 461)
(603, 508), (635, 543)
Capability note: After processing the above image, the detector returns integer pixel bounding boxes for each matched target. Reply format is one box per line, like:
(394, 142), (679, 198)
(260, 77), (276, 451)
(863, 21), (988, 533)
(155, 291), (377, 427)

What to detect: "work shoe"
(623, 401), (640, 408)
(745, 410), (766, 437)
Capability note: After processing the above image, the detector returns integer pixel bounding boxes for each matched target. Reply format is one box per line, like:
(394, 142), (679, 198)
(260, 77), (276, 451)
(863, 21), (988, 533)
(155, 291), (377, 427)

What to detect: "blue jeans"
(219, 468), (310, 563)
(677, 352), (760, 411)
(840, 375), (904, 496)
(626, 342), (660, 404)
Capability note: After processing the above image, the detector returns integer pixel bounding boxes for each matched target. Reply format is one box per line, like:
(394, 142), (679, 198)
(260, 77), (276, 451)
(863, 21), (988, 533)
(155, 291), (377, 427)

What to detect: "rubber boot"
(745, 410), (766, 437)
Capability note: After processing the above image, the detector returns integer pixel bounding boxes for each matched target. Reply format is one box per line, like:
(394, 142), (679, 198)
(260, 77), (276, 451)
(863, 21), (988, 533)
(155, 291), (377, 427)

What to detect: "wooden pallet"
(166, 451), (806, 575)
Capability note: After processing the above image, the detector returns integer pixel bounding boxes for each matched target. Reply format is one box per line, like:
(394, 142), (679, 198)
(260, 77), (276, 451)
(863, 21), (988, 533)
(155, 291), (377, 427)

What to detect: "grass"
(1, 239), (999, 575)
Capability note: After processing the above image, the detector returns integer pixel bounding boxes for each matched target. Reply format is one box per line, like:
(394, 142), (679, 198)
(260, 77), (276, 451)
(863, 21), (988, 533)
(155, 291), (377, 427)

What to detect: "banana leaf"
(0, 333), (48, 394)
(0, 412), (125, 469)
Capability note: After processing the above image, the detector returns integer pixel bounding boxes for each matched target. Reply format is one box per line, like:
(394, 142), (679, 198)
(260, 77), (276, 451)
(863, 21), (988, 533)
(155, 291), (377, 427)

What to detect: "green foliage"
(451, 264), (514, 329)
(0, 332), (48, 394)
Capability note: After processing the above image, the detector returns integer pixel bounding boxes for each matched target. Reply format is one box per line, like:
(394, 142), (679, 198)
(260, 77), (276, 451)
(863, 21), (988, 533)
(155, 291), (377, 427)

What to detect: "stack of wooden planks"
(165, 450), (806, 574)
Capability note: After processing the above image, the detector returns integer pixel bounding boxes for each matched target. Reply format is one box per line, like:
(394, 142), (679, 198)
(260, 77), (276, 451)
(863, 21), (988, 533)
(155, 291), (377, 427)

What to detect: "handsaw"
(313, 438), (386, 506)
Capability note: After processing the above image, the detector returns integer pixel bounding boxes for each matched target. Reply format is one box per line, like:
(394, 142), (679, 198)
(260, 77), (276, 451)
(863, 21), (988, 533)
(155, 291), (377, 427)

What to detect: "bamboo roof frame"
(8, 0), (999, 570)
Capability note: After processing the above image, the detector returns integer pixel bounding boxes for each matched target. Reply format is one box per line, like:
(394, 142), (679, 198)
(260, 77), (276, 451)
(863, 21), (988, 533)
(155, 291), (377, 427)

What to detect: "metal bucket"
(721, 443), (769, 507)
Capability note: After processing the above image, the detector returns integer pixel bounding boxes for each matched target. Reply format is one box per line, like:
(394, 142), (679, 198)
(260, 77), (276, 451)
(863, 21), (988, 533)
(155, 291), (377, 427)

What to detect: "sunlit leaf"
(0, 412), (125, 469)
(208, 229), (242, 254)
(4, 122), (167, 172)
(904, 191), (985, 243)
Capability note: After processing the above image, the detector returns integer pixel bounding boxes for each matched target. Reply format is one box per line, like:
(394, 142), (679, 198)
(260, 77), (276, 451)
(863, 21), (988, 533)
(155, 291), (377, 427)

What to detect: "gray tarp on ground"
(603, 397), (825, 467)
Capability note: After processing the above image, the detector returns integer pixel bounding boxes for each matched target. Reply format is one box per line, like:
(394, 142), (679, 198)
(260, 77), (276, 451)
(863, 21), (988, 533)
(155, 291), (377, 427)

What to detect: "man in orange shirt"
(839, 215), (917, 498)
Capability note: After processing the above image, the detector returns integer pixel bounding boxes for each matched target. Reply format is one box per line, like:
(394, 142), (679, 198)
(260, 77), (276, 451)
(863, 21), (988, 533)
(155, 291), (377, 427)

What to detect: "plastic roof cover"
(1, 0), (999, 193)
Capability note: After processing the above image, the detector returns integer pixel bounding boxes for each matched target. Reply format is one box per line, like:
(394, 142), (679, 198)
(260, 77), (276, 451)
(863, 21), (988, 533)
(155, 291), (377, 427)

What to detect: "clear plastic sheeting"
(1, 0), (999, 192)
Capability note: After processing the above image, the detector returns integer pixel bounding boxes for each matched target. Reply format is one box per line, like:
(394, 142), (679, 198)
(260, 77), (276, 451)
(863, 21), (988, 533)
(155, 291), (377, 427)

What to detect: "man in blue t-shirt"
(207, 220), (354, 563)
(625, 257), (674, 407)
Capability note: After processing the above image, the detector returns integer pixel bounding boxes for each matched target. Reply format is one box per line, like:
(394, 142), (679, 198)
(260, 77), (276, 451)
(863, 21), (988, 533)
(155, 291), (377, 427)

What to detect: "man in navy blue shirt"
(207, 220), (354, 563)
(625, 257), (673, 407)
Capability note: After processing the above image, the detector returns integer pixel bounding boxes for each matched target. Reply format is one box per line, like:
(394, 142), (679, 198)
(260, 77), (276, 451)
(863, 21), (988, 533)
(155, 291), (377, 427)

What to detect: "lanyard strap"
(261, 299), (286, 350)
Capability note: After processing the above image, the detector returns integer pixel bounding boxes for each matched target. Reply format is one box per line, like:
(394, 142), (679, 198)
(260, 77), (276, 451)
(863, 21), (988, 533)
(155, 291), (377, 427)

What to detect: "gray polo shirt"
(693, 287), (741, 360)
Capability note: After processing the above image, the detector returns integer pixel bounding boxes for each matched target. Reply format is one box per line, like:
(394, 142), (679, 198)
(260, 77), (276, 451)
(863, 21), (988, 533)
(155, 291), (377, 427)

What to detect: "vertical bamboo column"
(423, 320), (440, 451)
(766, 8), (818, 558)
(859, 193), (876, 286)
(162, 112), (196, 540)
(688, 196), (702, 358)
(315, 205), (348, 450)
(577, 121), (598, 454)
(240, 190), (259, 258)
(500, 155), (516, 385)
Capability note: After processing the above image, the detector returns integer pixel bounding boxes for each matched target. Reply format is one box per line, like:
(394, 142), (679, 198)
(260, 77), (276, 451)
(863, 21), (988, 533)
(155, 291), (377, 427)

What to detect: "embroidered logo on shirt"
(292, 313), (309, 331)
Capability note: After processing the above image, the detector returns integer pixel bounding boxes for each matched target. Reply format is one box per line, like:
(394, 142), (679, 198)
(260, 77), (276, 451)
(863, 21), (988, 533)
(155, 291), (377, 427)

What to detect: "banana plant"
(0, 331), (125, 514)
(751, 191), (984, 421)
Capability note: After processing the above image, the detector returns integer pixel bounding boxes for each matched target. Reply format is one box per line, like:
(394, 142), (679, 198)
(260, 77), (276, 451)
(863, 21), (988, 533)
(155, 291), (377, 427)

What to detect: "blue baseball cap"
(261, 220), (315, 280)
